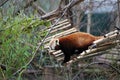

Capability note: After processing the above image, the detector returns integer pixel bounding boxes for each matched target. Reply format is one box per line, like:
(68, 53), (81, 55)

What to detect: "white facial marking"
(49, 38), (59, 50)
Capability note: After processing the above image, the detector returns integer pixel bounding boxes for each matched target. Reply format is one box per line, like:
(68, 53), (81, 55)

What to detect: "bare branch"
(0, 0), (9, 7)
(32, 2), (46, 15)
(41, 0), (84, 20)
(65, 0), (84, 9)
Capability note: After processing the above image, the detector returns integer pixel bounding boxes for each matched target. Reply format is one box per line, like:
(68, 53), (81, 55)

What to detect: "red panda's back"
(59, 32), (102, 49)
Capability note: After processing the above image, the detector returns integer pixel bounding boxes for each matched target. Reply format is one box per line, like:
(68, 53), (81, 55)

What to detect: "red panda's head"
(49, 38), (60, 50)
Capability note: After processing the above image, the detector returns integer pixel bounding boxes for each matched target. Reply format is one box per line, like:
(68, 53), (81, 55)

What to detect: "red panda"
(49, 32), (103, 64)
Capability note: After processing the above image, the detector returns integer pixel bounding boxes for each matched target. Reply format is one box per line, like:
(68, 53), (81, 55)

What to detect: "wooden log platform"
(44, 19), (120, 65)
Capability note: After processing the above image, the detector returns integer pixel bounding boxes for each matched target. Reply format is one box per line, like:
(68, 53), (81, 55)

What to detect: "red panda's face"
(49, 38), (59, 50)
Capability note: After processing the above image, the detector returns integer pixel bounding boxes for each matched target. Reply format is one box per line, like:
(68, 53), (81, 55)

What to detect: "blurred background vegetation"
(0, 0), (120, 80)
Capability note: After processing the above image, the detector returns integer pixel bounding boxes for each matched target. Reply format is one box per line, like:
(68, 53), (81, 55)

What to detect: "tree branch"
(41, 0), (84, 20)
(32, 2), (46, 15)
(0, 0), (9, 7)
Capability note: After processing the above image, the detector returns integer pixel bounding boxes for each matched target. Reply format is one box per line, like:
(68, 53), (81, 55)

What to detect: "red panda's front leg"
(61, 50), (72, 64)
(62, 53), (71, 64)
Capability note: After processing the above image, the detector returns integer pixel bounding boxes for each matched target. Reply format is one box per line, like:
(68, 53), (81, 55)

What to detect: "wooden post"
(116, 0), (120, 28)
(87, 0), (92, 33)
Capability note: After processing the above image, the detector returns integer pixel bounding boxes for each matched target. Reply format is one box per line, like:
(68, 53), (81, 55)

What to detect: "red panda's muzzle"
(55, 45), (61, 50)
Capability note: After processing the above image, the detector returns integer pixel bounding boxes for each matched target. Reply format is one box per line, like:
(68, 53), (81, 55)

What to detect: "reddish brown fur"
(54, 32), (103, 64)
(59, 32), (101, 49)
